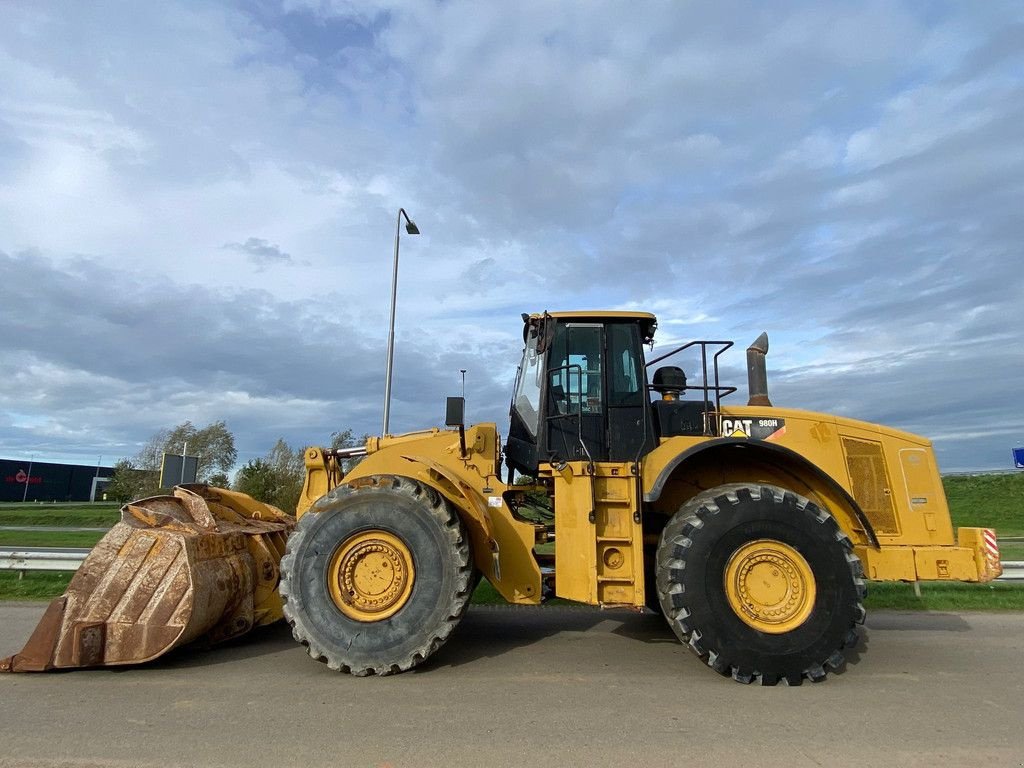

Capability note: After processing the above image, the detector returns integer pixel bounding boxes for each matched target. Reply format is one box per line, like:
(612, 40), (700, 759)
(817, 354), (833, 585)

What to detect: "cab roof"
(525, 310), (658, 343)
(527, 310), (657, 321)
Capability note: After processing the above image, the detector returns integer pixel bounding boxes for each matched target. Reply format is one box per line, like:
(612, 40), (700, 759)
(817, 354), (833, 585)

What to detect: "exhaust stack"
(746, 332), (772, 407)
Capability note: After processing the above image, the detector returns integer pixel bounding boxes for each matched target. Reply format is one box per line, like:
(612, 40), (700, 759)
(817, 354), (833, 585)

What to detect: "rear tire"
(280, 475), (472, 675)
(656, 483), (865, 685)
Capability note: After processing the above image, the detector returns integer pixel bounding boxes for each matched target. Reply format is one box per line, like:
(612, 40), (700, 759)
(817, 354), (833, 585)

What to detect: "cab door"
(605, 322), (655, 461)
(544, 320), (656, 464)
(546, 322), (606, 462)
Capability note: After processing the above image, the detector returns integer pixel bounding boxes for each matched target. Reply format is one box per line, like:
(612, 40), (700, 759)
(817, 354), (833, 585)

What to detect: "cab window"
(549, 324), (603, 414)
(608, 323), (642, 406)
(512, 331), (543, 437)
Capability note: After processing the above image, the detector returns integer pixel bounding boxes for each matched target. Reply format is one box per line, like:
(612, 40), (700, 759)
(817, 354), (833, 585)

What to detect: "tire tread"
(656, 483), (865, 686)
(280, 475), (472, 676)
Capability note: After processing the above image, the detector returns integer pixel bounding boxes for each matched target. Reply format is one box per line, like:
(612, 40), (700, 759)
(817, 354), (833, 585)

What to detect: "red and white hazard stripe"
(982, 528), (1000, 563)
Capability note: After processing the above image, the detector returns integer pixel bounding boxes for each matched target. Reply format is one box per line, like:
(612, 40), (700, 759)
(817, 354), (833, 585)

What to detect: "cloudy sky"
(1, 1), (1022, 473)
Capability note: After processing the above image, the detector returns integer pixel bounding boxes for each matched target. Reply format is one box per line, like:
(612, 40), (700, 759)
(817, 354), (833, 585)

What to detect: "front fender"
(345, 451), (543, 604)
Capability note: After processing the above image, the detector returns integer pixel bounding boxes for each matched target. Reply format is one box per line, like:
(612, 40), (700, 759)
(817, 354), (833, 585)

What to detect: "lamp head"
(405, 220), (420, 235)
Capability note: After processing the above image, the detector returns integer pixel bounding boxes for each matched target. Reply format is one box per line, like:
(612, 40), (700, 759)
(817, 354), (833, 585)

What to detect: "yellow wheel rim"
(724, 539), (816, 634)
(328, 530), (415, 622)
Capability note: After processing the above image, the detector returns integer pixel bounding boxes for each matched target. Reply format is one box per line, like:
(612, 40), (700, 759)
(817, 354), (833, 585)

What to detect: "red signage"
(5, 470), (42, 485)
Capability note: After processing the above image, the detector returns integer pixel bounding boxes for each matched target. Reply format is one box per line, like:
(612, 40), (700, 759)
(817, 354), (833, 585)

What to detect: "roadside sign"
(159, 453), (199, 487)
(1013, 447), (1024, 469)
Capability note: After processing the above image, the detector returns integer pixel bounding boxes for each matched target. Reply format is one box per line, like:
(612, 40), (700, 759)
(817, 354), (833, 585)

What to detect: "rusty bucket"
(1, 485), (293, 672)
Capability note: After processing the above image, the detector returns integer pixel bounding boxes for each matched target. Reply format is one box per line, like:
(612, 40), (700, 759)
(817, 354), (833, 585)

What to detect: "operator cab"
(505, 311), (727, 477)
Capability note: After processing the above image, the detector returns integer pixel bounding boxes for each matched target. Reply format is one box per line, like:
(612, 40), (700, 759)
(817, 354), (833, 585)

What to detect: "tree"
(232, 428), (367, 515)
(233, 438), (305, 514)
(106, 459), (159, 503)
(136, 420), (238, 484)
(330, 428), (357, 451)
(234, 459), (280, 505)
(136, 429), (170, 474)
(268, 438), (304, 481)
(161, 421), (237, 482)
(206, 472), (230, 489)
(331, 428), (371, 471)
(265, 438), (305, 513)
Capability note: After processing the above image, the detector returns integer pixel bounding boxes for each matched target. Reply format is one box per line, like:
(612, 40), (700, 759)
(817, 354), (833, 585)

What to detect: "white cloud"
(0, 1), (1021, 471)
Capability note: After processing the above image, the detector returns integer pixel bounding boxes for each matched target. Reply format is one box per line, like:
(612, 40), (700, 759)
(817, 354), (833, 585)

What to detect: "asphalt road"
(1, 603), (1022, 768)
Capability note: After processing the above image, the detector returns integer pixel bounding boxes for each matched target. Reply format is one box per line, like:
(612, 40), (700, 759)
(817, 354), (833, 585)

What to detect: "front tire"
(280, 476), (472, 676)
(656, 483), (865, 685)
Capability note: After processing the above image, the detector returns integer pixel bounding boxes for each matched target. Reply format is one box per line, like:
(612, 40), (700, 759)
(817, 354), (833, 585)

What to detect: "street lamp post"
(382, 207), (420, 436)
(22, 453), (35, 503)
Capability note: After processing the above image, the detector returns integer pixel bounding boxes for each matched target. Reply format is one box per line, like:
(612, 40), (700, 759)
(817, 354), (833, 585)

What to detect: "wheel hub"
(328, 530), (415, 622)
(724, 539), (816, 634)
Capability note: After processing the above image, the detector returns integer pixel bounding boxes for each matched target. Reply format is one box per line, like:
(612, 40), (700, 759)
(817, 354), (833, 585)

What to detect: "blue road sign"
(1014, 447), (1024, 469)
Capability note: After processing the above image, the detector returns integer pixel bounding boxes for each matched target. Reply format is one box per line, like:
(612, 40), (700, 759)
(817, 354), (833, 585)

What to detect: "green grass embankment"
(864, 581), (1024, 611)
(0, 571), (74, 600)
(0, 530), (107, 548)
(0, 502), (120, 528)
(942, 473), (1024, 536)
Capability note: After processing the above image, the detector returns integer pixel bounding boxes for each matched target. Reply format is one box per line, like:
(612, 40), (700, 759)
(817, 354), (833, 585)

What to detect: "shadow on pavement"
(423, 604), (678, 672)
(103, 623), (300, 673)
(7, 602), (911, 677)
(866, 611), (972, 632)
(197, 604), (680, 674)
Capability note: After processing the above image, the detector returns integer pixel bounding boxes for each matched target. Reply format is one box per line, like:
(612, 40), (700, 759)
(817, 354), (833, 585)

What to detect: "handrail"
(645, 339), (737, 412)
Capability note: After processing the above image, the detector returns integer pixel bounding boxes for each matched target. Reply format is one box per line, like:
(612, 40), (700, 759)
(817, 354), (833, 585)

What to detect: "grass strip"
(863, 581), (1024, 611)
(0, 571), (74, 601)
(0, 530), (107, 548)
(0, 504), (120, 528)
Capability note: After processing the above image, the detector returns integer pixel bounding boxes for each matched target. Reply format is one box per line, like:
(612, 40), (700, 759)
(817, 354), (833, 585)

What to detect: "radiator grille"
(842, 437), (900, 535)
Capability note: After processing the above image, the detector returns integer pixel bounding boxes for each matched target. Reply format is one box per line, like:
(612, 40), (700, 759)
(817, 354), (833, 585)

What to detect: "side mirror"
(446, 396), (467, 458)
(445, 396), (465, 427)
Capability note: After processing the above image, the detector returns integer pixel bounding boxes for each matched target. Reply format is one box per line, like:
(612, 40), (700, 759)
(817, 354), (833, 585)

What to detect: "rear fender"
(644, 439), (878, 547)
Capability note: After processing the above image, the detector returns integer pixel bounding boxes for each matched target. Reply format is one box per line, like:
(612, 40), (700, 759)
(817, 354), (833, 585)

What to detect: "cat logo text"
(721, 417), (787, 441)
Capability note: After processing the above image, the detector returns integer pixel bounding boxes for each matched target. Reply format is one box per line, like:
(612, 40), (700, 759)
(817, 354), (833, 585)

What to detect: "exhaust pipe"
(746, 332), (772, 407)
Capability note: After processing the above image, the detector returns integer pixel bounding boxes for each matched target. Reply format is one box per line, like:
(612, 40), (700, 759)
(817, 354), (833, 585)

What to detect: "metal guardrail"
(1, 547), (91, 574)
(1, 547), (1023, 582)
(996, 562), (1024, 581)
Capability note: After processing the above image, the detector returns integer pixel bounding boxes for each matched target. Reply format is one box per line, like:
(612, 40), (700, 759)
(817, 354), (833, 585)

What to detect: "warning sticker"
(721, 417), (786, 441)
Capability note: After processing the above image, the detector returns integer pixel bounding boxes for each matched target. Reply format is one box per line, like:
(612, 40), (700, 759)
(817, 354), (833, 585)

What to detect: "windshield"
(512, 331), (543, 437)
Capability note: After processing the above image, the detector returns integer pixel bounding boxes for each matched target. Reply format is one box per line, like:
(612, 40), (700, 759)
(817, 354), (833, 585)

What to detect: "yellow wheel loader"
(3, 310), (1002, 684)
(282, 310), (1000, 684)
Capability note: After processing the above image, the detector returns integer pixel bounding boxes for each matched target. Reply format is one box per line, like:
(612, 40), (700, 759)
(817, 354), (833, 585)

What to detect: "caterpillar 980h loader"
(2, 310), (1002, 684)
(282, 310), (1000, 684)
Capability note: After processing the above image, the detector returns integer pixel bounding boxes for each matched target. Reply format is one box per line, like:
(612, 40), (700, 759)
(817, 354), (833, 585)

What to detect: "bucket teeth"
(1, 485), (294, 672)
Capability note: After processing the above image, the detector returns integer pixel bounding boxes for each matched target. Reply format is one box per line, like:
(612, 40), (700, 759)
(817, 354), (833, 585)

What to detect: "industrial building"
(0, 458), (115, 503)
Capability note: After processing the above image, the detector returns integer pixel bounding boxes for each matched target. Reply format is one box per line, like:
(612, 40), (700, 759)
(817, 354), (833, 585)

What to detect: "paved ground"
(1, 602), (1022, 768)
